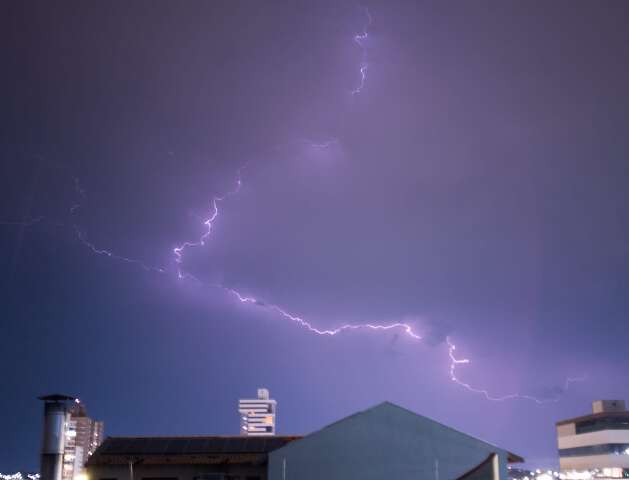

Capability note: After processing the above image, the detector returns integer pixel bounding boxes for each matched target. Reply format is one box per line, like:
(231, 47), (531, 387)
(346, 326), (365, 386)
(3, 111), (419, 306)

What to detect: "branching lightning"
(298, 138), (340, 150)
(170, 163), (581, 404)
(172, 165), (245, 278)
(73, 226), (166, 273)
(165, 6), (583, 404)
(447, 337), (586, 403)
(1, 7), (585, 406)
(223, 286), (422, 338)
(69, 176), (86, 215)
(66, 174), (166, 273)
(351, 6), (373, 95)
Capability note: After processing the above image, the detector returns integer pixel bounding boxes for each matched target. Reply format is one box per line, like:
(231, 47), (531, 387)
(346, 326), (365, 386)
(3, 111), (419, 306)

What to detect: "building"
(62, 400), (104, 480)
(37, 394), (104, 480)
(267, 402), (522, 480)
(86, 436), (300, 480)
(87, 401), (523, 480)
(238, 389), (276, 436)
(556, 399), (629, 479)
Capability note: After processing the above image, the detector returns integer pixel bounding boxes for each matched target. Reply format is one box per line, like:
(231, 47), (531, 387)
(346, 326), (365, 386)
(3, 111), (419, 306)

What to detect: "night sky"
(2, 0), (629, 471)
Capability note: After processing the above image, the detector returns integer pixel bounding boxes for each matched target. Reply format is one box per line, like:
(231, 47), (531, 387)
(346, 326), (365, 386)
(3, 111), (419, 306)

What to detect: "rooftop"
(556, 410), (629, 426)
(37, 394), (76, 402)
(556, 399), (628, 426)
(87, 436), (302, 465)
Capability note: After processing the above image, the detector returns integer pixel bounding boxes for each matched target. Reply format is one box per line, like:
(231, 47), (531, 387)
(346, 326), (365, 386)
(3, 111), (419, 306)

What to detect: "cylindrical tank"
(39, 395), (74, 480)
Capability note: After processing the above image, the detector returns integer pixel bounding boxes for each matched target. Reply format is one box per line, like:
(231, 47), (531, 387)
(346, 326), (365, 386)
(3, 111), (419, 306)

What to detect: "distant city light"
(0, 474), (40, 480)
(508, 468), (629, 480)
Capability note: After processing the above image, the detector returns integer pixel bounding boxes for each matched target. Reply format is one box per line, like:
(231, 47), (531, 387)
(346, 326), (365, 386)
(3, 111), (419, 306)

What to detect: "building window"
(575, 416), (629, 434)
(559, 443), (629, 457)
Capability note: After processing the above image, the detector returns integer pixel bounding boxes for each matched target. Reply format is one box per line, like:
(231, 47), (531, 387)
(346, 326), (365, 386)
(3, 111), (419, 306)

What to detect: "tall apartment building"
(556, 400), (629, 479)
(238, 388), (276, 436)
(62, 400), (104, 480)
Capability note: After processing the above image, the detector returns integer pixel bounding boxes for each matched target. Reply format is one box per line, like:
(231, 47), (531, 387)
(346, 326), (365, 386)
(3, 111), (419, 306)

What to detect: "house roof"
(87, 436), (302, 466)
(271, 402), (524, 464)
(376, 402), (523, 463)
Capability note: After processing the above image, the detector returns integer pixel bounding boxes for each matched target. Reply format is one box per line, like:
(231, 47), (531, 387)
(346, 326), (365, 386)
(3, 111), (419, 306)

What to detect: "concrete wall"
(268, 402), (511, 480)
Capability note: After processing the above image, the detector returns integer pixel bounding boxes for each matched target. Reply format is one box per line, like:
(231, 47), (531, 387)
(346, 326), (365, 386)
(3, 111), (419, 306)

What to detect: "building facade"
(238, 389), (276, 436)
(556, 400), (629, 479)
(62, 401), (104, 480)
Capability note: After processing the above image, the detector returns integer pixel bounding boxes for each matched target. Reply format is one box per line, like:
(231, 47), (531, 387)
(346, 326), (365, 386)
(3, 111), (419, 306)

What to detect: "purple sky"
(1, 0), (629, 471)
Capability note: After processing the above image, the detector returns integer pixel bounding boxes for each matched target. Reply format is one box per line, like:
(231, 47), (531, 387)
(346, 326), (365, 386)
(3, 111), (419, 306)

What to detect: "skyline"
(1, 0), (628, 471)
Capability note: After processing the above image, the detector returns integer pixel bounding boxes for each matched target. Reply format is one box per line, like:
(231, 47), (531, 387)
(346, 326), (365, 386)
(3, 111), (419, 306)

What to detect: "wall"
(557, 423), (629, 471)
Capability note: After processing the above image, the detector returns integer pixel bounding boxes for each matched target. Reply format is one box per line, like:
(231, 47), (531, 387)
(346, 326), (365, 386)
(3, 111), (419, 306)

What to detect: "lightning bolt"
(70, 174), (165, 273)
(69, 176), (86, 215)
(66, 8), (584, 405)
(172, 165), (245, 278)
(298, 138), (340, 150)
(351, 6), (372, 95)
(447, 337), (586, 403)
(0, 7), (585, 406)
(169, 161), (581, 404)
(224, 286), (422, 338)
(73, 226), (166, 273)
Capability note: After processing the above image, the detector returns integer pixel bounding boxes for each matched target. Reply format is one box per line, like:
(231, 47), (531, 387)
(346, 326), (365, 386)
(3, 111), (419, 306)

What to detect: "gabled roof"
(373, 403), (524, 463)
(87, 436), (301, 466)
(274, 401), (524, 464)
